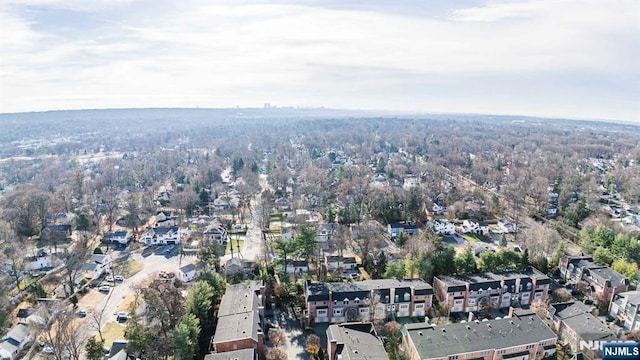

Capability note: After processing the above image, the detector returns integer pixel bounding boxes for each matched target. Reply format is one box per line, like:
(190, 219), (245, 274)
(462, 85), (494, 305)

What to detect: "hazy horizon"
(1, 1), (638, 122)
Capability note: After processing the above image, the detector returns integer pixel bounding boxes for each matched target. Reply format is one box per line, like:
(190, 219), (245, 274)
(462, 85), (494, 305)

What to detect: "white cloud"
(0, 0), (638, 121)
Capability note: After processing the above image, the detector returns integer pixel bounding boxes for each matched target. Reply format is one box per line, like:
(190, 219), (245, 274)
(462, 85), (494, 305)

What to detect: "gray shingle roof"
(307, 278), (432, 298)
(404, 313), (556, 359)
(212, 311), (261, 343)
(327, 323), (388, 360)
(204, 349), (255, 360)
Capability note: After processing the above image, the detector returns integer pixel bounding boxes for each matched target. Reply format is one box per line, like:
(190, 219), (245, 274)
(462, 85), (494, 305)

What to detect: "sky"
(0, 0), (638, 122)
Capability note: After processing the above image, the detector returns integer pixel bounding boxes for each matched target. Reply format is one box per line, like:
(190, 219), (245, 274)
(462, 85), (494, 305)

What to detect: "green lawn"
(462, 234), (481, 242)
(224, 234), (244, 254)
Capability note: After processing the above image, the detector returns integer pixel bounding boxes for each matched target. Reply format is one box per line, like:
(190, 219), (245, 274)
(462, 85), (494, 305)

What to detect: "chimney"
(329, 338), (338, 360)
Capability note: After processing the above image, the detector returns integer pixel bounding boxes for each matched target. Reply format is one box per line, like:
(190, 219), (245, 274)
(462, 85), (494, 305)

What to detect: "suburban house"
(212, 198), (231, 212)
(203, 224), (227, 245)
(107, 340), (129, 360)
(140, 226), (182, 245)
(210, 282), (265, 359)
(155, 210), (178, 227)
(305, 279), (433, 324)
(0, 324), (33, 360)
(42, 224), (72, 239)
(462, 219), (489, 235)
(175, 263), (197, 282)
(23, 253), (53, 272)
(79, 254), (112, 281)
(104, 231), (132, 245)
(317, 223), (339, 249)
(325, 255), (357, 272)
(285, 260), (308, 275)
(559, 255), (629, 306)
(402, 311), (557, 360)
(431, 203), (446, 215)
(204, 349), (256, 360)
(275, 197), (291, 211)
(609, 291), (640, 331)
(497, 219), (517, 233)
(433, 267), (551, 313)
(428, 220), (456, 235)
(387, 222), (419, 240)
(549, 301), (617, 360)
(326, 322), (388, 360)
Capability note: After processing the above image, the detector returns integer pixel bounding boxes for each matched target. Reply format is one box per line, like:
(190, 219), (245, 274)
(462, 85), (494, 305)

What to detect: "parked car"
(116, 311), (129, 322)
(105, 276), (114, 282)
(98, 285), (110, 293)
(114, 275), (124, 282)
(76, 310), (87, 317)
(42, 346), (55, 354)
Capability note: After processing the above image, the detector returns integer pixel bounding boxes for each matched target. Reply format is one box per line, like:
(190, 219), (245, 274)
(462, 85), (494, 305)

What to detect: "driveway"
(268, 307), (308, 360)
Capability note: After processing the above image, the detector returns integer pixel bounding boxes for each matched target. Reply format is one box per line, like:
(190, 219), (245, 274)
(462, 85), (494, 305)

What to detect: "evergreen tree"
(174, 314), (200, 360)
(519, 248), (530, 270)
(455, 246), (477, 275)
(85, 336), (104, 360)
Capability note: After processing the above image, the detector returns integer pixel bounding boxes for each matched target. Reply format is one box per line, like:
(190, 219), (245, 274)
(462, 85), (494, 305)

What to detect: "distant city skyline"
(1, 0), (638, 122)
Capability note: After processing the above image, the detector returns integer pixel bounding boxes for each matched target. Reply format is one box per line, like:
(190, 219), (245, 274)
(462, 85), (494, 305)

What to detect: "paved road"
(222, 174), (269, 263)
(76, 250), (194, 357)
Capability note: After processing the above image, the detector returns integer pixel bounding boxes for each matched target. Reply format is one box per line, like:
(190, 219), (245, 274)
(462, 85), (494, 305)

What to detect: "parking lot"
(265, 306), (312, 360)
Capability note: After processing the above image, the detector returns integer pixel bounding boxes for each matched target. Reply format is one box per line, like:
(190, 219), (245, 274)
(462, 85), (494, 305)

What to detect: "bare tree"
(38, 309), (86, 360)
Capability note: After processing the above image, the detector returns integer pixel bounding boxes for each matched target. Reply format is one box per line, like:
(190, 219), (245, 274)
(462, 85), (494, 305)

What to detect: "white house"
(462, 219), (489, 235)
(23, 254), (53, 272)
(203, 224), (227, 245)
(0, 324), (33, 360)
(387, 222), (419, 240)
(141, 226), (181, 245)
(79, 254), (112, 281)
(429, 220), (456, 235)
(104, 231), (131, 245)
(317, 223), (338, 244)
(325, 256), (357, 272)
(431, 203), (446, 215)
(175, 264), (197, 282)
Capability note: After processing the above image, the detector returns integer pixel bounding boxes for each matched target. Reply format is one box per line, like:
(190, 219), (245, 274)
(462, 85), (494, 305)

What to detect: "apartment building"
(433, 267), (550, 313)
(550, 301), (617, 360)
(559, 255), (629, 307)
(305, 279), (432, 323)
(402, 311), (557, 360)
(609, 291), (640, 331)
(209, 281), (265, 360)
(326, 322), (388, 360)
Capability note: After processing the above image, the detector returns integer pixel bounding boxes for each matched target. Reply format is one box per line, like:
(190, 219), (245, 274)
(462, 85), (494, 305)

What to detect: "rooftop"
(218, 283), (261, 318)
(404, 313), (556, 359)
(327, 323), (388, 360)
(307, 279), (432, 298)
(616, 291), (640, 306)
(585, 266), (628, 287)
(436, 267), (549, 288)
(211, 311), (261, 344)
(204, 349), (255, 360)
